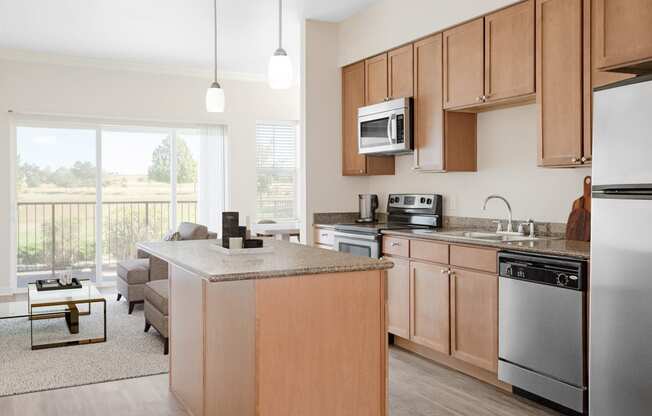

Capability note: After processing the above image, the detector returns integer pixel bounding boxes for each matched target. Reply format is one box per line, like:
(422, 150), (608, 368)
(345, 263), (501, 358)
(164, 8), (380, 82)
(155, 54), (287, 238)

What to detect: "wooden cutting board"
(566, 176), (591, 241)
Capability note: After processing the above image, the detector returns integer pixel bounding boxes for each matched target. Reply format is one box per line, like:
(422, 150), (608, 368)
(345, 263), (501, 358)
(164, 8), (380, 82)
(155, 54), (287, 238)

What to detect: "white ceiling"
(0, 0), (377, 77)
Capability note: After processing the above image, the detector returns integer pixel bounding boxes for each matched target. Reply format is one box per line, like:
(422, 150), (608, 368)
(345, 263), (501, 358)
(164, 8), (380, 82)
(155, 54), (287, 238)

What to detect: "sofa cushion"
(177, 222), (209, 240)
(145, 279), (169, 314)
(117, 258), (150, 285)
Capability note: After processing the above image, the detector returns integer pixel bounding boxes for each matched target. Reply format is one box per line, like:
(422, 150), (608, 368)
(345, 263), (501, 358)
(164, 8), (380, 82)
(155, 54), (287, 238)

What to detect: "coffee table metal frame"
(27, 280), (107, 350)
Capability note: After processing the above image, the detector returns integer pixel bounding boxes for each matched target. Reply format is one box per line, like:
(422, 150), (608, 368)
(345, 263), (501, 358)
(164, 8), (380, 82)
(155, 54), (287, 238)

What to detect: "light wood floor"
(0, 346), (558, 416)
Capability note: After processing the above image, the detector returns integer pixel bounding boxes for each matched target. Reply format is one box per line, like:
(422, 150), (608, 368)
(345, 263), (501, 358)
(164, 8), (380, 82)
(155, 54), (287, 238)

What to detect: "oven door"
(333, 231), (380, 258)
(358, 109), (407, 155)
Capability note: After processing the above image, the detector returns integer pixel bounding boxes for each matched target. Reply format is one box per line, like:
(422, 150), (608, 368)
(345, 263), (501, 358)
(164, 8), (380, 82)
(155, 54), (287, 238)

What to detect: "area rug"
(0, 298), (169, 397)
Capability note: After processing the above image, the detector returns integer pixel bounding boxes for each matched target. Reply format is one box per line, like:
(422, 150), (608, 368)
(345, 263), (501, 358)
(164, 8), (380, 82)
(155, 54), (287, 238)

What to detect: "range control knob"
(556, 273), (569, 287)
(505, 265), (513, 276)
(420, 197), (426, 203)
(427, 198), (433, 204)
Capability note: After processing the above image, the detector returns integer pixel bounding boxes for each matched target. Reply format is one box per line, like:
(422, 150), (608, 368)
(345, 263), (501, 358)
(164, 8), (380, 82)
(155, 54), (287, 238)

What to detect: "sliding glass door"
(14, 119), (225, 288)
(16, 126), (98, 286)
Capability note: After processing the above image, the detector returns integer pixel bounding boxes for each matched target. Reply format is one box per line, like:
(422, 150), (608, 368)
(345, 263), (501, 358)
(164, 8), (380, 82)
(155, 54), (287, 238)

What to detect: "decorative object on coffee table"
(36, 278), (83, 291)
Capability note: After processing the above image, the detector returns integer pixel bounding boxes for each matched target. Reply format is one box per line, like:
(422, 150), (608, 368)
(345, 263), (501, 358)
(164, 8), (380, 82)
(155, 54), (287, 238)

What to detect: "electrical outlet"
(446, 196), (457, 211)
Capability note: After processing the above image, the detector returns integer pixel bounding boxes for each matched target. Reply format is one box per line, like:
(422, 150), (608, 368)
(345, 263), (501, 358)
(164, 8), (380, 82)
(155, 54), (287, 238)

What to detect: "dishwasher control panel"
(498, 251), (586, 291)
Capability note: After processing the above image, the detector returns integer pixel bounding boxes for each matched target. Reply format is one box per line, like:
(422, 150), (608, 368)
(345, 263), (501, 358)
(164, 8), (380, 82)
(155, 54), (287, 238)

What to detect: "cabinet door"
(536, 0), (583, 167)
(387, 256), (410, 338)
(485, 0), (535, 102)
(410, 261), (450, 354)
(342, 62), (367, 175)
(586, 0), (635, 165)
(413, 34), (444, 171)
(443, 18), (485, 109)
(450, 268), (498, 373)
(388, 44), (414, 99)
(594, 0), (652, 71)
(365, 53), (389, 105)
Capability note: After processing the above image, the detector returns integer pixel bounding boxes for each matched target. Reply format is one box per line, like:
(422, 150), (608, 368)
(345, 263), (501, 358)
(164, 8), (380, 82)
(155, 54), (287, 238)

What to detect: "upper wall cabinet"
(365, 53), (389, 105)
(413, 34), (477, 172)
(342, 62), (367, 175)
(443, 2), (536, 111)
(388, 44), (414, 99)
(536, 0), (584, 167)
(594, 0), (652, 74)
(484, 0), (535, 102)
(443, 18), (485, 109)
(342, 62), (395, 176)
(365, 46), (414, 106)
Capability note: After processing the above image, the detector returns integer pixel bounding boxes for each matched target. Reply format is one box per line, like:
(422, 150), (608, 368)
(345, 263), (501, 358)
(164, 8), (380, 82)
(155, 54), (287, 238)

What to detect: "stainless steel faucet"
(482, 195), (514, 233)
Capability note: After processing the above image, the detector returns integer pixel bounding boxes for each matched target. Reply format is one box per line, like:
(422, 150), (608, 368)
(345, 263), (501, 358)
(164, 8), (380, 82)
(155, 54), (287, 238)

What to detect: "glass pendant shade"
(268, 49), (293, 89)
(206, 82), (225, 113)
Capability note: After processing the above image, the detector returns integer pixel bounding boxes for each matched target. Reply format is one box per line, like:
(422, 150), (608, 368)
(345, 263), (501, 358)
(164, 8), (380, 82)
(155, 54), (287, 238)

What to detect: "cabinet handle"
(571, 158), (578, 163)
(391, 242), (401, 247)
(581, 156), (591, 163)
(476, 96), (483, 102)
(440, 269), (448, 274)
(321, 233), (328, 237)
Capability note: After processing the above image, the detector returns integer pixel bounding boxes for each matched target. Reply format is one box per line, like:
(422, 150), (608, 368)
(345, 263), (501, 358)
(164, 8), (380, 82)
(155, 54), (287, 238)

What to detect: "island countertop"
(137, 239), (393, 282)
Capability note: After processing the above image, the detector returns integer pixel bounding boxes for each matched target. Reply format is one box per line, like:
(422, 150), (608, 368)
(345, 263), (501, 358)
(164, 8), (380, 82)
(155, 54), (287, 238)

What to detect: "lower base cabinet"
(385, 239), (499, 376)
(387, 256), (410, 338)
(410, 260), (450, 354)
(450, 267), (498, 373)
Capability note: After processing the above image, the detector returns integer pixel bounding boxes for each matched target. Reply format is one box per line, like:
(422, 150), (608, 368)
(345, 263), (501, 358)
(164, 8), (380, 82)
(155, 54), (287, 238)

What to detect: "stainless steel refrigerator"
(591, 74), (652, 415)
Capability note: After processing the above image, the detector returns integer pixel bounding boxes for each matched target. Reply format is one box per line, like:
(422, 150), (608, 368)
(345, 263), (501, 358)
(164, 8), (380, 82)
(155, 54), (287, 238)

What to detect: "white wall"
(0, 57), (299, 291)
(301, 0), (590, 226)
(302, 20), (369, 241)
(368, 105), (591, 223)
(338, 0), (518, 66)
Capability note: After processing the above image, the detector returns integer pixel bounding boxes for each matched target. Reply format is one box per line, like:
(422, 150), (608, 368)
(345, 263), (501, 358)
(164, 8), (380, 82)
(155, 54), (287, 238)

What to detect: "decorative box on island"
(218, 211), (269, 254)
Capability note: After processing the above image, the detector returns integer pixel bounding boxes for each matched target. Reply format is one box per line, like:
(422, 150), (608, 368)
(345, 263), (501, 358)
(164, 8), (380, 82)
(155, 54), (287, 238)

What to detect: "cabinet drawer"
(382, 236), (409, 257)
(313, 228), (334, 246)
(450, 245), (497, 274)
(410, 239), (449, 264)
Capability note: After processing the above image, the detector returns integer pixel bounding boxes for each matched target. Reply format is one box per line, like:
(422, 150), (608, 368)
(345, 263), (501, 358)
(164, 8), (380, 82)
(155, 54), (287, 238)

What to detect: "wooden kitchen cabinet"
(341, 62), (395, 176)
(594, 0), (652, 73)
(443, 18), (485, 109)
(365, 53), (389, 105)
(484, 0), (535, 102)
(536, 0), (585, 167)
(410, 260), (450, 354)
(413, 34), (478, 172)
(450, 267), (498, 373)
(387, 256), (410, 339)
(388, 44), (414, 99)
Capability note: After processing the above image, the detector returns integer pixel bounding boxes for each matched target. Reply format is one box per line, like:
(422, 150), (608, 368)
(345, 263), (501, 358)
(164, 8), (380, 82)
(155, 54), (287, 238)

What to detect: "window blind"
(255, 122), (297, 221)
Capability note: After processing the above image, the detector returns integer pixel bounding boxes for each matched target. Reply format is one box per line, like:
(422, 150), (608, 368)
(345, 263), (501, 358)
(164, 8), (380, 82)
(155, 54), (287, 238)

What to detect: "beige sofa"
(116, 222), (216, 314)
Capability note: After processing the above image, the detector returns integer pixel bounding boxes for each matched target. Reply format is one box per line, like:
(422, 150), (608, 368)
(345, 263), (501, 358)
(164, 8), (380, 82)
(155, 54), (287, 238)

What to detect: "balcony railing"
(16, 200), (197, 275)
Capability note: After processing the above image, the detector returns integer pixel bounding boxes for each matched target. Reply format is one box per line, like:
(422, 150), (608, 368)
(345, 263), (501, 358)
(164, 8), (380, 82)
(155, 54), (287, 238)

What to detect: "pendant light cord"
(213, 0), (218, 83)
(278, 0), (283, 50)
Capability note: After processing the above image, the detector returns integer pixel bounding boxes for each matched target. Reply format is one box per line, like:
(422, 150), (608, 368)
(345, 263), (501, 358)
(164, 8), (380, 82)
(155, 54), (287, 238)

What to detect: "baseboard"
(393, 336), (512, 392)
(0, 286), (15, 296)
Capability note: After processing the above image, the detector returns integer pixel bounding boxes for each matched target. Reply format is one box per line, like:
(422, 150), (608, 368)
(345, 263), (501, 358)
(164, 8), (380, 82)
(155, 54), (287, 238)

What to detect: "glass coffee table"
(24, 280), (107, 350)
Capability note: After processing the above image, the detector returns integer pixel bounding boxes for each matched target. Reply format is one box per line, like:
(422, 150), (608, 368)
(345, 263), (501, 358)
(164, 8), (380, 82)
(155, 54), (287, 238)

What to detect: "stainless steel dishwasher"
(497, 251), (587, 415)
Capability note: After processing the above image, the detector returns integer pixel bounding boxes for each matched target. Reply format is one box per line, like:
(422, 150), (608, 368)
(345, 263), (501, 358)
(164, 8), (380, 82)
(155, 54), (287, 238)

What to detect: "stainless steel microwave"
(358, 97), (412, 155)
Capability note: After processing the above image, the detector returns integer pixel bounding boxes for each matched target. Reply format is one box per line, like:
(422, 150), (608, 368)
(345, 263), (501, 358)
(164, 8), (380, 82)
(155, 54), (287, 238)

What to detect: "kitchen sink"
(412, 229), (553, 243)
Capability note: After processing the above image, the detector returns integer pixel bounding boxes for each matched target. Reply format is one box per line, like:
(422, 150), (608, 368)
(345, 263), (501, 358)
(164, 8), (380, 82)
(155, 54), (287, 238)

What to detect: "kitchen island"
(137, 239), (393, 416)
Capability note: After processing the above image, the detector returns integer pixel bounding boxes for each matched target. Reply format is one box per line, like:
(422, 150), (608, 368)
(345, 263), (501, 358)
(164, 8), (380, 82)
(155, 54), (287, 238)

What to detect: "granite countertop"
(313, 223), (336, 229)
(381, 229), (590, 259)
(137, 239), (393, 282)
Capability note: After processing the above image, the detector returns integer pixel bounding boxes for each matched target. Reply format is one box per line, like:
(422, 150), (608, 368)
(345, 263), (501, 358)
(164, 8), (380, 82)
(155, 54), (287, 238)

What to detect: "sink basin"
(412, 229), (552, 243)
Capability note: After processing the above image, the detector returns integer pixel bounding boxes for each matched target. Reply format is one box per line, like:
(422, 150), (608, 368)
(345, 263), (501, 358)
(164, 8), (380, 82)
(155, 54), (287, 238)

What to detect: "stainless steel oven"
(358, 97), (412, 155)
(332, 231), (381, 258)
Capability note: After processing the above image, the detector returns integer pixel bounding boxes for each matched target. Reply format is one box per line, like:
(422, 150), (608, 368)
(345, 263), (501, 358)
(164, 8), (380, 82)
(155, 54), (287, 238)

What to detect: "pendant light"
(268, 0), (293, 89)
(206, 0), (225, 112)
